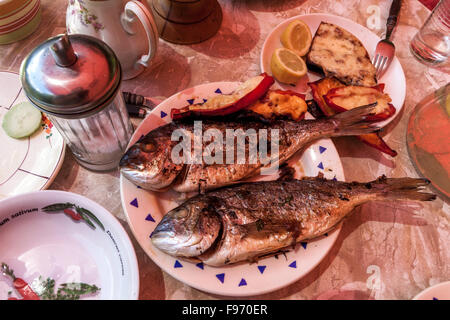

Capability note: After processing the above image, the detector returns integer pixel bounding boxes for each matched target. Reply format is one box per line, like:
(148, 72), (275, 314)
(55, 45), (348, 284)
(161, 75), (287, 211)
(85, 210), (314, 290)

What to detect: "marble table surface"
(0, 0), (448, 300)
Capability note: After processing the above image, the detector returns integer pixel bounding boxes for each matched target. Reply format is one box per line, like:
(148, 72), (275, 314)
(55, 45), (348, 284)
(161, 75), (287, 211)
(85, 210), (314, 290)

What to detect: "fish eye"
(142, 143), (156, 153)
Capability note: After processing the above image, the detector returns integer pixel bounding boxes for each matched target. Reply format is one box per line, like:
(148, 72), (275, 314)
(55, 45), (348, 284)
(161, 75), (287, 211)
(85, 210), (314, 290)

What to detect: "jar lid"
(20, 33), (121, 116)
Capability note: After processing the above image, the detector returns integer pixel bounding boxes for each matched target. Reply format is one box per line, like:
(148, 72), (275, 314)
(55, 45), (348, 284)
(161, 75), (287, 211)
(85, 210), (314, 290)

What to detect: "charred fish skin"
(172, 104), (379, 193)
(151, 176), (435, 267)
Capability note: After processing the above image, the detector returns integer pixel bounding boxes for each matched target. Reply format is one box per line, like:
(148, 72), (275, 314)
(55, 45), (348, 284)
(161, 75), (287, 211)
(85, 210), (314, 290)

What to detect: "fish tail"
(330, 103), (379, 136)
(369, 175), (436, 201)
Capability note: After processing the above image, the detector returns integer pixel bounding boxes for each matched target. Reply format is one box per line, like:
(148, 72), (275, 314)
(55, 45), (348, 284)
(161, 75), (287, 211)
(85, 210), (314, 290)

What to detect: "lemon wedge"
(280, 20), (312, 57)
(270, 48), (307, 85)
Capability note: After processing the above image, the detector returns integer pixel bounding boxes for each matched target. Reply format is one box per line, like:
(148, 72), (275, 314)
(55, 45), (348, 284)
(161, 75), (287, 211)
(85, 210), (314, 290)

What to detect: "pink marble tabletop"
(0, 0), (449, 300)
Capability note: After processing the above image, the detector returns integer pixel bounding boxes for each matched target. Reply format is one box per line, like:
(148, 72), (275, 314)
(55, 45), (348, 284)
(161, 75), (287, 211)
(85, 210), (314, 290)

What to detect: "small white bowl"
(0, 190), (139, 300)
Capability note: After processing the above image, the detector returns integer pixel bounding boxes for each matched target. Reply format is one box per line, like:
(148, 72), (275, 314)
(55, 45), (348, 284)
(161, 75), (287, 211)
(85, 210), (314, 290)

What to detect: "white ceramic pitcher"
(66, 0), (158, 80)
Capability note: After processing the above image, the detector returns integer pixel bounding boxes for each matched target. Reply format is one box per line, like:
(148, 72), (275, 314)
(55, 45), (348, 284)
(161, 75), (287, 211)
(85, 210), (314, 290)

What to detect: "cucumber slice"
(2, 102), (42, 139)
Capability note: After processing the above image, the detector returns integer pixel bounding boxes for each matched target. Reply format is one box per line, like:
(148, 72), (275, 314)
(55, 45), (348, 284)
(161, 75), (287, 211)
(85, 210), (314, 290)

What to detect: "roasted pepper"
(171, 73), (275, 120)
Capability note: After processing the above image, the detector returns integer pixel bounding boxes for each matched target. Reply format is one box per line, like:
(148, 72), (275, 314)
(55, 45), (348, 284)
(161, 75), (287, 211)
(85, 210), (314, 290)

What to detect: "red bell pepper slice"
(323, 85), (396, 122)
(308, 78), (397, 157)
(307, 77), (346, 117)
(357, 133), (398, 157)
(171, 73), (275, 120)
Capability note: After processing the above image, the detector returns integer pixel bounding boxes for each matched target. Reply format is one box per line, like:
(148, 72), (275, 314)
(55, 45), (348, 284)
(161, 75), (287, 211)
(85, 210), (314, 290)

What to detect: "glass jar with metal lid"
(20, 33), (134, 171)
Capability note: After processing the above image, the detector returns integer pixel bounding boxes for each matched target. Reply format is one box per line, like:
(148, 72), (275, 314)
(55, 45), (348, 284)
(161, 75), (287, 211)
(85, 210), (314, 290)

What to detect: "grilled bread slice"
(306, 22), (377, 87)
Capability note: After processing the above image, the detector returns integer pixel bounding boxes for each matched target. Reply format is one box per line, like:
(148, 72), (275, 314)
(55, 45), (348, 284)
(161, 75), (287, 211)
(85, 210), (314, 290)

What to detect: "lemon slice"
(280, 20), (312, 57)
(270, 48), (307, 85)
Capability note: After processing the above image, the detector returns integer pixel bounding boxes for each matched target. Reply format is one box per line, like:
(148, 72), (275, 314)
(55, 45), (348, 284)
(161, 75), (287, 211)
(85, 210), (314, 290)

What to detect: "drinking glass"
(410, 0), (450, 65)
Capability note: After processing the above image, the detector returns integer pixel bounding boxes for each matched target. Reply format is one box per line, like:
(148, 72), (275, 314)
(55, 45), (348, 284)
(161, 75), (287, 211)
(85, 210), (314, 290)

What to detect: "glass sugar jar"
(20, 34), (134, 171)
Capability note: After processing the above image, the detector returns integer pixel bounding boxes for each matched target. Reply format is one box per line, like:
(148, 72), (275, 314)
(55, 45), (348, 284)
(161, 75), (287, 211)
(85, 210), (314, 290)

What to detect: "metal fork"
(373, 0), (402, 79)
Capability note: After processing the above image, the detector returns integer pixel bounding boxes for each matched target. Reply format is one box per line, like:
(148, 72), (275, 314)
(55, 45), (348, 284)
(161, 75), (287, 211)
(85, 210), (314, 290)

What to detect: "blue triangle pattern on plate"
(145, 214), (155, 222)
(196, 262), (204, 270)
(215, 88), (222, 94)
(238, 278), (247, 287)
(174, 260), (183, 268)
(216, 273), (225, 283)
(161, 111), (167, 118)
(319, 146), (327, 154)
(301, 242), (307, 249)
(187, 98), (195, 105)
(289, 261), (297, 268)
(258, 265), (266, 274)
(130, 198), (138, 208)
(317, 162), (324, 170)
(203, 98), (208, 103)
(332, 175), (337, 181)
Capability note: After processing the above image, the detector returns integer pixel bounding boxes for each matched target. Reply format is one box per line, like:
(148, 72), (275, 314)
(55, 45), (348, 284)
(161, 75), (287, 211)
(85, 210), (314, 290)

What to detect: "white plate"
(413, 281), (450, 300)
(120, 81), (345, 296)
(0, 71), (65, 199)
(0, 190), (139, 300)
(260, 13), (406, 128)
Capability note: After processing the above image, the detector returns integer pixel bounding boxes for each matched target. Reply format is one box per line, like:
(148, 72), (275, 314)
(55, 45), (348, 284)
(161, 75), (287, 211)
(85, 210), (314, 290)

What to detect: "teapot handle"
(121, 1), (158, 68)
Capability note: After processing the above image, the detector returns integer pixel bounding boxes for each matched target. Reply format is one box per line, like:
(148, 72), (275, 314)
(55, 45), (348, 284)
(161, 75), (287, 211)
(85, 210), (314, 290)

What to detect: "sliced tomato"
(171, 73), (274, 120)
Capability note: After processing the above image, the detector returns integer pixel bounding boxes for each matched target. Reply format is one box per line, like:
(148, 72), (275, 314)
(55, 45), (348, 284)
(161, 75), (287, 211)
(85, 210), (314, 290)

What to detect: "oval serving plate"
(0, 191), (139, 300)
(260, 13), (406, 128)
(120, 81), (345, 297)
(0, 71), (65, 199)
(413, 281), (450, 300)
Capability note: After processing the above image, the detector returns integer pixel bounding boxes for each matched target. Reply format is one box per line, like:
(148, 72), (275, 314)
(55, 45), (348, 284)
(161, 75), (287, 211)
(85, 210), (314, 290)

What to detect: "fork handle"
(386, 0), (402, 40)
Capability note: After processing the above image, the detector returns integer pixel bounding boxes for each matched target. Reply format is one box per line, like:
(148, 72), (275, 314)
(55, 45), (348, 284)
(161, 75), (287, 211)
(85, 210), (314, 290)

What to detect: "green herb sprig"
(39, 277), (100, 300)
(42, 203), (104, 231)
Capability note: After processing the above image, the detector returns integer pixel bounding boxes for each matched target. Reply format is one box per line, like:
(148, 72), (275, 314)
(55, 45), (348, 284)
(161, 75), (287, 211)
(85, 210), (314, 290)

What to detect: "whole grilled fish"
(151, 175), (435, 266)
(120, 105), (378, 192)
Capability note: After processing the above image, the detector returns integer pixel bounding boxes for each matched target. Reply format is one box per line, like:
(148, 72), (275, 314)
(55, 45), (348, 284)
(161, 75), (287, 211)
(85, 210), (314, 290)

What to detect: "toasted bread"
(306, 22), (377, 87)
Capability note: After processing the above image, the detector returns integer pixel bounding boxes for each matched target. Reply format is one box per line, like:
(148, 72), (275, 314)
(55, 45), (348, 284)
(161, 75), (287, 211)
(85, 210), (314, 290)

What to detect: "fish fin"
(255, 249), (291, 261)
(331, 103), (380, 136)
(369, 175), (436, 201)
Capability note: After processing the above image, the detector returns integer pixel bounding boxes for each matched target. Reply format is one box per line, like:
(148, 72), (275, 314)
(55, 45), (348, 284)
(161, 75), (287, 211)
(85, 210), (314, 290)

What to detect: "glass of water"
(410, 0), (450, 65)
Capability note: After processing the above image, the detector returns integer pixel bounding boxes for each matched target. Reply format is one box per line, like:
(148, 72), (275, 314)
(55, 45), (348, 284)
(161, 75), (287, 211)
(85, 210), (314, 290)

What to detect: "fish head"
(151, 197), (222, 257)
(119, 134), (183, 191)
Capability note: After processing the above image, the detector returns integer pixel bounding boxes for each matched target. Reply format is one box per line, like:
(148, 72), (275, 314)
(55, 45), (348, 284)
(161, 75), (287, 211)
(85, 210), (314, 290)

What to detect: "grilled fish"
(120, 104), (378, 192)
(151, 176), (436, 266)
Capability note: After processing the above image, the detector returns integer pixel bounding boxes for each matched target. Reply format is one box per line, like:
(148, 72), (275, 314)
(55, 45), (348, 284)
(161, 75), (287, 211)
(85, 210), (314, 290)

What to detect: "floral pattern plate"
(0, 71), (65, 199)
(260, 13), (406, 128)
(0, 190), (139, 300)
(120, 81), (345, 296)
